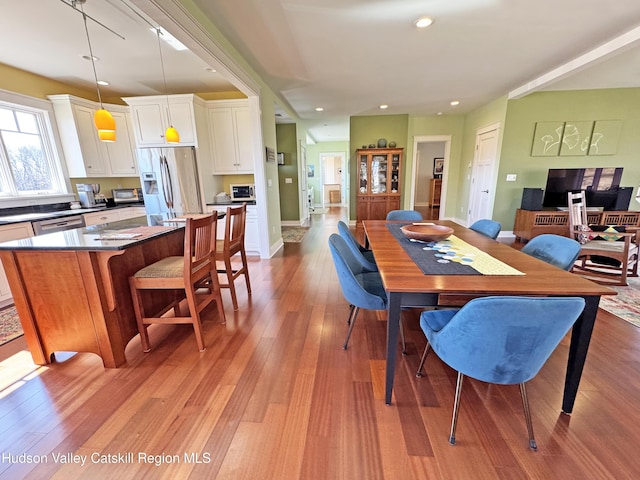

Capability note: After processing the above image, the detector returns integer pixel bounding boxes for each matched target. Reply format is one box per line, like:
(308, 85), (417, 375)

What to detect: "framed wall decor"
(265, 146), (276, 163)
(433, 157), (444, 178)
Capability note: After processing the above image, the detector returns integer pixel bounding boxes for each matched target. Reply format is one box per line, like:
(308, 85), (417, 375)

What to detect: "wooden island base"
(0, 227), (184, 368)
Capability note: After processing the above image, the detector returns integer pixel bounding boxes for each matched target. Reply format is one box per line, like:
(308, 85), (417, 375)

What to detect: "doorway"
(467, 123), (500, 226)
(320, 152), (346, 207)
(410, 136), (451, 220)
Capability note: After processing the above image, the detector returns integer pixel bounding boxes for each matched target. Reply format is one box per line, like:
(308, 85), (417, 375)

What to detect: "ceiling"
(3, 0), (640, 143)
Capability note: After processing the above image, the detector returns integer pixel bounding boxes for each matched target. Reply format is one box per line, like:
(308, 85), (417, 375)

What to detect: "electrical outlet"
(506, 174), (517, 182)
(285, 178), (292, 183)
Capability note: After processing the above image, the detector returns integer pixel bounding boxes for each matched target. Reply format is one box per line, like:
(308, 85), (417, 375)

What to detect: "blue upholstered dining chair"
(469, 219), (501, 240)
(386, 209), (423, 221)
(337, 220), (377, 272)
(521, 234), (581, 271)
(415, 296), (585, 450)
(328, 234), (405, 351)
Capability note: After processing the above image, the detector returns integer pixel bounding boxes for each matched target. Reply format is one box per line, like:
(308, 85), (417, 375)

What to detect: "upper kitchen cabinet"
(207, 99), (253, 174)
(122, 94), (204, 148)
(49, 95), (138, 178)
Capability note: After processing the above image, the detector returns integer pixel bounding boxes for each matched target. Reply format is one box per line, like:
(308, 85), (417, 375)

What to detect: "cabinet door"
(130, 103), (165, 146)
(73, 105), (108, 176)
(105, 111), (138, 176)
(0, 222), (34, 303)
(370, 196), (389, 220)
(244, 205), (258, 254)
(233, 107), (253, 173)
(167, 102), (196, 145)
(356, 196), (370, 222)
(208, 107), (238, 173)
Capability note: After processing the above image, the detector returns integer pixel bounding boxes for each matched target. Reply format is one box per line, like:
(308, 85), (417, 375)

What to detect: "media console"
(513, 209), (640, 242)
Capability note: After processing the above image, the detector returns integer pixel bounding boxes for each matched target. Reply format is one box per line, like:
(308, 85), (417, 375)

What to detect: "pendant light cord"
(156, 28), (173, 127)
(80, 3), (103, 108)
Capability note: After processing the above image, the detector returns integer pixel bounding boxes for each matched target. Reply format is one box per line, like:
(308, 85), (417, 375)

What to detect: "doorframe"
(466, 122), (501, 226)
(410, 135), (451, 218)
(319, 151), (347, 207)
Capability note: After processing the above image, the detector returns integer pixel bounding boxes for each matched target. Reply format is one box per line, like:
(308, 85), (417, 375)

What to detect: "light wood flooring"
(1, 207), (639, 479)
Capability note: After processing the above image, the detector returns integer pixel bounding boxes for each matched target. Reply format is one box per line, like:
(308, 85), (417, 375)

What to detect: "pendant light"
(77, 0), (116, 141)
(156, 27), (180, 144)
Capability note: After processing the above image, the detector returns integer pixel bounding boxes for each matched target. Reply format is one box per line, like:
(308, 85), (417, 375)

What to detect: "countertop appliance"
(112, 188), (143, 204)
(76, 183), (107, 209)
(137, 146), (204, 217)
(32, 214), (86, 235)
(230, 184), (255, 201)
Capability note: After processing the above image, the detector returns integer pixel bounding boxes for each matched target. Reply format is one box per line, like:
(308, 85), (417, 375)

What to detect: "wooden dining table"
(363, 219), (615, 413)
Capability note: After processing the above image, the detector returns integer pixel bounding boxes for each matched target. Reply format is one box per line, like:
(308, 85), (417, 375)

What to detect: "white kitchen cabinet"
(83, 209), (122, 226)
(123, 94), (203, 148)
(118, 206), (147, 220)
(0, 222), (34, 304)
(207, 99), (254, 174)
(206, 204), (258, 255)
(49, 95), (138, 178)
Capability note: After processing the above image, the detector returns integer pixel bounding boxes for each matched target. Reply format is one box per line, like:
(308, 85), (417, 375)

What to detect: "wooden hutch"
(356, 147), (403, 226)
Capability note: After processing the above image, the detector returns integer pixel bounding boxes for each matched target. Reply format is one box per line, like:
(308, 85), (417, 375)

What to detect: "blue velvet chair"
(386, 210), (423, 221)
(416, 296), (585, 450)
(328, 234), (405, 351)
(337, 220), (377, 272)
(521, 234), (581, 271)
(469, 219), (501, 240)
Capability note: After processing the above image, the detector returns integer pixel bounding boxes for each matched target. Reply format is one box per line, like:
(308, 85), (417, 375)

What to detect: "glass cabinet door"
(390, 153), (400, 193)
(359, 154), (368, 194)
(371, 154), (388, 194)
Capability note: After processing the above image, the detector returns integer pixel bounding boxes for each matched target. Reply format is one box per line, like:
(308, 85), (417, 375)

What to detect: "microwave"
(112, 188), (143, 204)
(230, 184), (255, 201)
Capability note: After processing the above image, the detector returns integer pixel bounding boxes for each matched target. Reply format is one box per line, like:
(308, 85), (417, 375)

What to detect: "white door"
(468, 125), (500, 226)
(300, 142), (309, 219)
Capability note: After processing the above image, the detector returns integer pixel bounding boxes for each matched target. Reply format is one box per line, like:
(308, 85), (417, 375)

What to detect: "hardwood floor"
(1, 207), (639, 479)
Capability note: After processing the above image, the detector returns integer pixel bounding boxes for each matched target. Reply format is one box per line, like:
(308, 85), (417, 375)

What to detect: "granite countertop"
(206, 200), (256, 207)
(0, 203), (146, 226)
(0, 216), (182, 251)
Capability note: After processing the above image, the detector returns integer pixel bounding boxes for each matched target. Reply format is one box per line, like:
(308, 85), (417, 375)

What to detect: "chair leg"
(449, 372), (464, 445)
(129, 280), (151, 353)
(240, 248), (252, 295)
(343, 306), (360, 350)
(224, 255), (239, 310)
(184, 288), (206, 352)
(519, 382), (538, 451)
(415, 342), (431, 377)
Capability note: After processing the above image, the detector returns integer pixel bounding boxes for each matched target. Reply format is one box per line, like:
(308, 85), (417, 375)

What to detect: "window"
(0, 99), (66, 198)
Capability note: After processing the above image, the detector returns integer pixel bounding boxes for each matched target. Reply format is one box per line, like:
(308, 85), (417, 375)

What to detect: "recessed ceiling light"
(415, 17), (434, 28)
(204, 67), (216, 73)
(437, 111), (443, 116)
(315, 107), (324, 112)
(450, 100), (460, 106)
(96, 80), (109, 86)
(379, 104), (389, 109)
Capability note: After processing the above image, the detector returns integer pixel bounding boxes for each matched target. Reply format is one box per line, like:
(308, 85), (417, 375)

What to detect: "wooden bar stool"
(217, 203), (252, 310)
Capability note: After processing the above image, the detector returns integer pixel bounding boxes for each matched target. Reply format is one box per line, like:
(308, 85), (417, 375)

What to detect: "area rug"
(311, 208), (329, 214)
(0, 305), (23, 346)
(599, 277), (640, 328)
(282, 227), (309, 243)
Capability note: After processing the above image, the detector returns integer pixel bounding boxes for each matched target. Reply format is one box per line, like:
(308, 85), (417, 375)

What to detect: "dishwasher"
(32, 215), (86, 235)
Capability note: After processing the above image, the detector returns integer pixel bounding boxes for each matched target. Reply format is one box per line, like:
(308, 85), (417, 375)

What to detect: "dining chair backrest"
(337, 220), (377, 272)
(469, 219), (501, 240)
(386, 210), (423, 221)
(328, 233), (386, 311)
(421, 296), (586, 385)
(521, 234), (581, 271)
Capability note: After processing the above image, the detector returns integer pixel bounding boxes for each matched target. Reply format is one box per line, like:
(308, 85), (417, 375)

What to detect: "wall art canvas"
(588, 120), (622, 155)
(531, 122), (564, 156)
(559, 121), (594, 156)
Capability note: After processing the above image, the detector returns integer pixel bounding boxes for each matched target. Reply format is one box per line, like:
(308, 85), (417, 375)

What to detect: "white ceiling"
(2, 0), (640, 143)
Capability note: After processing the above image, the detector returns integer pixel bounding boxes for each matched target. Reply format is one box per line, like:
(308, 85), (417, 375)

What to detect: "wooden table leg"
(562, 295), (599, 414)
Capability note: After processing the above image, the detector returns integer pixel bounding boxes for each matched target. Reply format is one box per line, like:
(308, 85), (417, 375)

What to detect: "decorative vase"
(377, 138), (387, 148)
(389, 141), (397, 148)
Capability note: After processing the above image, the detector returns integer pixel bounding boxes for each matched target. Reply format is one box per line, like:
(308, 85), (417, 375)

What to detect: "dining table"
(363, 219), (615, 413)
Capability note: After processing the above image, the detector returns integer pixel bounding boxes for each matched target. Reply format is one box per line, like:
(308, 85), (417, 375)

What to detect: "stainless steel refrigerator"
(137, 146), (204, 218)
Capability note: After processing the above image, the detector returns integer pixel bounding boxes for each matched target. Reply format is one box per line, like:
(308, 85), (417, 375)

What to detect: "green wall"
(349, 115), (409, 220)
(276, 123), (299, 221)
(496, 88), (640, 230)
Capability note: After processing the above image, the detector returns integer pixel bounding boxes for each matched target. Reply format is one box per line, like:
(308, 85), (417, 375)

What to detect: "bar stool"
(217, 203), (252, 310)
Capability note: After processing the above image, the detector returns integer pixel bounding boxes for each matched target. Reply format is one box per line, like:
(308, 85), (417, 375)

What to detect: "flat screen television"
(542, 167), (625, 210)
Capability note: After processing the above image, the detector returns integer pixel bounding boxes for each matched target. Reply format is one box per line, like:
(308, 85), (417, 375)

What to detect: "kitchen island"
(0, 217), (185, 368)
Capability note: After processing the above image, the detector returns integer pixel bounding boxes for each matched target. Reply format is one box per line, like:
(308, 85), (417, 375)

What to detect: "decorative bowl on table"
(400, 224), (454, 242)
